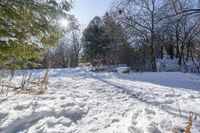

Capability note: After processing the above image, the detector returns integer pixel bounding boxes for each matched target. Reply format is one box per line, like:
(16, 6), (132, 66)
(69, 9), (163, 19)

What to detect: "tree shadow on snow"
(92, 75), (197, 119)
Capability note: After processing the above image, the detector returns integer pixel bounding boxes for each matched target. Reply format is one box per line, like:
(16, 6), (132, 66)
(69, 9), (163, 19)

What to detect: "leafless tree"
(110, 0), (200, 72)
(111, 0), (166, 71)
(44, 30), (81, 68)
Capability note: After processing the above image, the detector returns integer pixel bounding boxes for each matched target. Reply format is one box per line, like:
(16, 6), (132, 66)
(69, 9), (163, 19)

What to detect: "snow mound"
(114, 67), (131, 73)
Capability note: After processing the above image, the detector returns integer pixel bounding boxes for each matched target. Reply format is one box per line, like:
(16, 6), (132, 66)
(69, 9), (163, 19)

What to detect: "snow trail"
(0, 68), (200, 133)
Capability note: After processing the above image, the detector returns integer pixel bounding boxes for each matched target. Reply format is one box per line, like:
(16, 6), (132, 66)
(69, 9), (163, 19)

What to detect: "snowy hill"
(0, 68), (200, 133)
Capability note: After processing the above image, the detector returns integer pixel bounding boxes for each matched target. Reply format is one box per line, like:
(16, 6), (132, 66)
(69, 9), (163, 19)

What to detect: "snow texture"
(157, 56), (200, 72)
(0, 68), (200, 133)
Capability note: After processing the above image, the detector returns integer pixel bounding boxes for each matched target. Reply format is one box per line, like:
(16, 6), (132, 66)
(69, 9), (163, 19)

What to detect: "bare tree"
(110, 0), (200, 72)
(111, 0), (166, 71)
(44, 30), (81, 68)
(172, 0), (200, 16)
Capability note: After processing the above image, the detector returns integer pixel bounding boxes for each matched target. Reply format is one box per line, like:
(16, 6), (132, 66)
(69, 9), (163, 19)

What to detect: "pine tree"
(0, 0), (74, 69)
(102, 12), (128, 64)
(82, 16), (108, 64)
(82, 14), (130, 66)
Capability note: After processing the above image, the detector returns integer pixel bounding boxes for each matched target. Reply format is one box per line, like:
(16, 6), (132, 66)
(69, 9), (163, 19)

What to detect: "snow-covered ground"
(0, 68), (200, 133)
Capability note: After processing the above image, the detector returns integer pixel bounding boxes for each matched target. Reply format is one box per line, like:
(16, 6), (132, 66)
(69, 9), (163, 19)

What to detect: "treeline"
(81, 0), (200, 72)
(1, 0), (200, 72)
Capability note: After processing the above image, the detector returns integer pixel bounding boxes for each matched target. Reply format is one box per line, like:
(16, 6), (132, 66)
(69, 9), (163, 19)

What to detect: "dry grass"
(0, 62), (51, 95)
(172, 88), (182, 117)
(173, 112), (200, 133)
(185, 113), (193, 133)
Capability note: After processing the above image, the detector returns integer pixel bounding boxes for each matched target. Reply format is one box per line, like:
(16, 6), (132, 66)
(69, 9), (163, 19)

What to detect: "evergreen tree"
(82, 16), (108, 64)
(0, 0), (74, 69)
(82, 14), (131, 66)
(102, 12), (129, 64)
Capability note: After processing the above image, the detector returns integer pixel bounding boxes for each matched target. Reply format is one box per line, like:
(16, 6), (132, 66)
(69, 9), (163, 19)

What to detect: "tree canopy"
(82, 14), (130, 66)
(0, 0), (75, 69)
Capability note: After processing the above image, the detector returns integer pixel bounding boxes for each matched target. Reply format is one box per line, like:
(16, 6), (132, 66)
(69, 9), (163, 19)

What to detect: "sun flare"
(59, 18), (69, 28)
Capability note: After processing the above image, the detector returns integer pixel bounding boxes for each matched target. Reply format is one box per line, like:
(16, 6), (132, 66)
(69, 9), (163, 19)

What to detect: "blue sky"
(71, 0), (113, 29)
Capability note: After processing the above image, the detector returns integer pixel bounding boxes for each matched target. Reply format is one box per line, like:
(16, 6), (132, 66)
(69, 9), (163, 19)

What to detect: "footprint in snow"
(60, 102), (75, 108)
(112, 118), (120, 123)
(131, 109), (142, 125)
(60, 96), (66, 100)
(189, 95), (197, 99)
(40, 96), (56, 100)
(0, 113), (8, 121)
(145, 108), (156, 115)
(129, 107), (162, 133)
(14, 105), (29, 111)
(165, 94), (181, 98)
(164, 99), (174, 104)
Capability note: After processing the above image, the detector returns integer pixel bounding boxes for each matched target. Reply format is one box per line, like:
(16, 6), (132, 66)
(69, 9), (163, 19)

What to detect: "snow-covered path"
(0, 68), (200, 133)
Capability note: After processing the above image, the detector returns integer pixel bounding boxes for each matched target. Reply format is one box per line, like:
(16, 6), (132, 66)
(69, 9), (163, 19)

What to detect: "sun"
(59, 18), (69, 28)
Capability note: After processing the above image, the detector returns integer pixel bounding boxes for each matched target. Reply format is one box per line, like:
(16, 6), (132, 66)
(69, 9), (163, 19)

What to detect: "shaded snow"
(157, 57), (200, 72)
(0, 68), (200, 133)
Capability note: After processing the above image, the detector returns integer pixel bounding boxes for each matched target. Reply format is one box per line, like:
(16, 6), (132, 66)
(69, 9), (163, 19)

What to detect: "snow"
(114, 67), (131, 73)
(0, 37), (18, 45)
(157, 57), (200, 72)
(0, 68), (200, 133)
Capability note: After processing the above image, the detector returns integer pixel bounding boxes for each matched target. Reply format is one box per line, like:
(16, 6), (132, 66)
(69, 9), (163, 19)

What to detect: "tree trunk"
(186, 45), (190, 62)
(178, 44), (184, 65)
(169, 45), (174, 60)
(160, 46), (163, 59)
(150, 5), (157, 72)
(175, 26), (180, 59)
